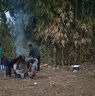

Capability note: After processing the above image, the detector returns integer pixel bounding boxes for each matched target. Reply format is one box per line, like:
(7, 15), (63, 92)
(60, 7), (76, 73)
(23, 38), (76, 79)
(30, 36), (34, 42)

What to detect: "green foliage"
(0, 1), (14, 56)
(0, 0), (95, 65)
(0, 21), (14, 56)
(17, 0), (95, 65)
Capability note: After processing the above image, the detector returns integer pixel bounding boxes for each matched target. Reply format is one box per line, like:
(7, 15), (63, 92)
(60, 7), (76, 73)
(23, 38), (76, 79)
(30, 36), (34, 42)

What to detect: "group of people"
(0, 42), (40, 79)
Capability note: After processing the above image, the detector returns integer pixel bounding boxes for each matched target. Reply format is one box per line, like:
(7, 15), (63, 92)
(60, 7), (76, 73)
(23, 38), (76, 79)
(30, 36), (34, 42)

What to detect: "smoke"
(13, 9), (27, 56)
(6, 0), (29, 56)
(5, 0), (30, 56)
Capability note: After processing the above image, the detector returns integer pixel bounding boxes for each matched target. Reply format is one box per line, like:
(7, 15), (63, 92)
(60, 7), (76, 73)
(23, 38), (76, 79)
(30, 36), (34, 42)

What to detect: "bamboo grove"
(0, 0), (95, 66)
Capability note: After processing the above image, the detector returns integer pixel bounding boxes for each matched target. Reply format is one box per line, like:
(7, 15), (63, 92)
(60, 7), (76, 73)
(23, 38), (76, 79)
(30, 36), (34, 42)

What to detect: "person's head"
(28, 42), (32, 48)
(17, 55), (23, 60)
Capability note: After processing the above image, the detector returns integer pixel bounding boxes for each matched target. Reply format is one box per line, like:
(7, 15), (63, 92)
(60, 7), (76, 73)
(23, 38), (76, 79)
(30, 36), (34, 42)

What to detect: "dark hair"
(17, 55), (23, 60)
(29, 44), (32, 47)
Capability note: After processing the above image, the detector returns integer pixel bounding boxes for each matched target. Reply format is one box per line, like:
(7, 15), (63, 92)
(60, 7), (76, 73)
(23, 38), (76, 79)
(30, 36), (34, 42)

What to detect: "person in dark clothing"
(5, 57), (12, 77)
(8, 56), (23, 68)
(28, 43), (40, 71)
(5, 55), (23, 77)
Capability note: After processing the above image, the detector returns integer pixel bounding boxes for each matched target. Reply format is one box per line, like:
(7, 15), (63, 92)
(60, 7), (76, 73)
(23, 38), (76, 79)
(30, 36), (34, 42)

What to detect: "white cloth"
(13, 63), (17, 70)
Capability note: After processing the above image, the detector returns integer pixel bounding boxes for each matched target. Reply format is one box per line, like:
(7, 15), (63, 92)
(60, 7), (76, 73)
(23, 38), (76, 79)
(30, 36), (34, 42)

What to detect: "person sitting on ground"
(25, 56), (38, 78)
(14, 59), (28, 79)
(28, 42), (40, 71)
(5, 55), (23, 77)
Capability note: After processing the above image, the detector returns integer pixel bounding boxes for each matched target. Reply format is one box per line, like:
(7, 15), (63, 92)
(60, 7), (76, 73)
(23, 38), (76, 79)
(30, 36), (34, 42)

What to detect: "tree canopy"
(0, 0), (95, 65)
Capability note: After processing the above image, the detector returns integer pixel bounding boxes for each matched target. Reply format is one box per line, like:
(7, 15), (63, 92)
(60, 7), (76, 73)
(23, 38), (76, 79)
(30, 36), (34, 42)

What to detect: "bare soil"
(0, 62), (95, 96)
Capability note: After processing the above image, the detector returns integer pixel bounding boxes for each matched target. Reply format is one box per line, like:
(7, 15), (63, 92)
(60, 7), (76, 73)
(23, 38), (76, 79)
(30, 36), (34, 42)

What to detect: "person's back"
(29, 46), (40, 58)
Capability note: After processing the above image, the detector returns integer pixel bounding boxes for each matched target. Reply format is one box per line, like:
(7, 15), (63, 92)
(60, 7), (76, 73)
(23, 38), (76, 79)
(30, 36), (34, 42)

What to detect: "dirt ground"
(0, 62), (95, 96)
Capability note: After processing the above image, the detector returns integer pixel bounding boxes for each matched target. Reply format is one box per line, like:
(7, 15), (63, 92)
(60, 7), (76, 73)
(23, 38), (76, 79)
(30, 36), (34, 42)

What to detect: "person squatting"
(5, 55), (38, 79)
